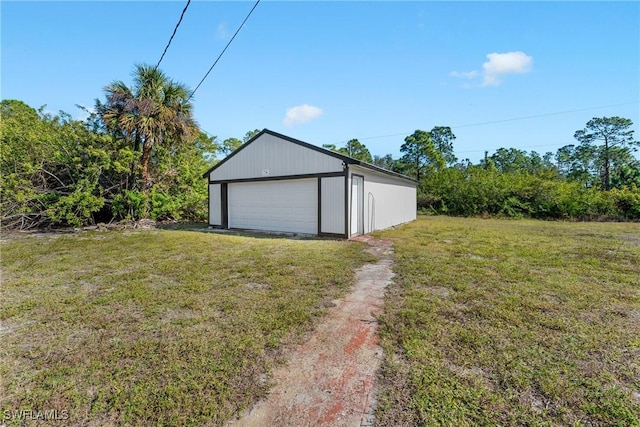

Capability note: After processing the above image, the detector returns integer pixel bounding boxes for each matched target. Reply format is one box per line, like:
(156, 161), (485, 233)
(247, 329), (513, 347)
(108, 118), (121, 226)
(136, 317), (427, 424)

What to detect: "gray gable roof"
(202, 128), (416, 183)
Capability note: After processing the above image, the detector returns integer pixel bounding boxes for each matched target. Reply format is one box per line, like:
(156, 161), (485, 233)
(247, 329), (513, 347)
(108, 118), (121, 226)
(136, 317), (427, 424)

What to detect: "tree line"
(1, 63), (278, 230)
(2, 65), (224, 229)
(324, 119), (640, 220)
(2, 64), (638, 229)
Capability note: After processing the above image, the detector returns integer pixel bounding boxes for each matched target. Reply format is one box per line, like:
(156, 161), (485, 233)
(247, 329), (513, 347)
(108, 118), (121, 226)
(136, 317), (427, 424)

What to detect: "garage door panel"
(229, 179), (317, 234)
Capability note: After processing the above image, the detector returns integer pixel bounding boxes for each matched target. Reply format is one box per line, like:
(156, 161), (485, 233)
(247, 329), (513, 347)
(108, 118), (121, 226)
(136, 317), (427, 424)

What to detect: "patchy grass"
(0, 229), (374, 426)
(375, 216), (640, 426)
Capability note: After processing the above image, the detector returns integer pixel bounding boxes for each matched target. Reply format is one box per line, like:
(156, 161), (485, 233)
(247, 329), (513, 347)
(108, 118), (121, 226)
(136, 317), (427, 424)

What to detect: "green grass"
(0, 228), (374, 426)
(374, 216), (640, 426)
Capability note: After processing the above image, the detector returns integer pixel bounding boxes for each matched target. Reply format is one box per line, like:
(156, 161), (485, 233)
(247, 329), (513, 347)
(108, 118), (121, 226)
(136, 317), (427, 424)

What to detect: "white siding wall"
(349, 166), (416, 234)
(208, 184), (221, 226)
(209, 133), (344, 181)
(320, 176), (345, 235)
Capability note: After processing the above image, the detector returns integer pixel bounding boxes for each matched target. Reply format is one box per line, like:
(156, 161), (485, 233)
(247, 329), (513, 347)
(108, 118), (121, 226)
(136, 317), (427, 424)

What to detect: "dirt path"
(228, 236), (394, 427)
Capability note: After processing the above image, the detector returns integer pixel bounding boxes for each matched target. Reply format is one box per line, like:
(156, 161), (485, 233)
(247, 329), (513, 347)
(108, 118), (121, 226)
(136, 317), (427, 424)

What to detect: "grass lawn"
(0, 228), (374, 426)
(374, 216), (640, 426)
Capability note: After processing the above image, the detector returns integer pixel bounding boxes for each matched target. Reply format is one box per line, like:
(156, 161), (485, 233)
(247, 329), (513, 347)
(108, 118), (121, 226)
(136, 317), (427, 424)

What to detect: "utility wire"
(451, 102), (639, 130)
(156, 0), (192, 69)
(188, 0), (260, 101)
(341, 101), (639, 144)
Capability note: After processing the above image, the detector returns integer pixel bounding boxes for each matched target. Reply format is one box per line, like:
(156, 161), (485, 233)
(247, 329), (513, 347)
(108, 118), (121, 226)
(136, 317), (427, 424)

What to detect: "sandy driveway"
(228, 236), (394, 427)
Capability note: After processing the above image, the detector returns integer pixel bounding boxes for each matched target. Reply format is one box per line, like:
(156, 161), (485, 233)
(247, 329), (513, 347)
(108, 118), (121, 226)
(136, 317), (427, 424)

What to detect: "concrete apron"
(228, 237), (394, 427)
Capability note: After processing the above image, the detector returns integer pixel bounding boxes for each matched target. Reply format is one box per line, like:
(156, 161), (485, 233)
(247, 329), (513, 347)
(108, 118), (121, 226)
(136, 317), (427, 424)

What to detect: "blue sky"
(2, 1), (639, 162)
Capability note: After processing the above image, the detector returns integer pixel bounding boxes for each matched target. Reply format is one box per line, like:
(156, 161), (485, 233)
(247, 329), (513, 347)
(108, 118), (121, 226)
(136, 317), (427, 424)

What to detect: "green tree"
(612, 162), (640, 188)
(0, 100), (114, 228)
(603, 146), (640, 189)
(400, 130), (445, 181)
(373, 154), (395, 170)
(429, 126), (458, 166)
(490, 148), (531, 173)
(555, 145), (575, 177)
(574, 117), (638, 190)
(221, 137), (243, 156)
(556, 144), (599, 187)
(194, 132), (220, 163)
(342, 139), (373, 163)
(243, 129), (261, 142)
(489, 148), (556, 175)
(322, 139), (373, 163)
(100, 64), (198, 187)
(2, 98), (214, 228)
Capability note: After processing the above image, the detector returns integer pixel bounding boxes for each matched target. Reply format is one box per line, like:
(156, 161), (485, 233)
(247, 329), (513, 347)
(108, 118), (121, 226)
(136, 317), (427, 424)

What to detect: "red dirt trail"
(227, 236), (394, 427)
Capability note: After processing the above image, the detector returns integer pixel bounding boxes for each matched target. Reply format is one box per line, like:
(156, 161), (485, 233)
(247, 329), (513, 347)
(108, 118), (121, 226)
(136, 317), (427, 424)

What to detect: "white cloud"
(450, 51), (533, 87)
(482, 51), (533, 86)
(283, 104), (324, 127)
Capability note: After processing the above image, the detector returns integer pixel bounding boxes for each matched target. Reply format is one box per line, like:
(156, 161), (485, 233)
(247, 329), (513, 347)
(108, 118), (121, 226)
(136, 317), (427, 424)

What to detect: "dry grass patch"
(0, 229), (374, 426)
(375, 216), (640, 426)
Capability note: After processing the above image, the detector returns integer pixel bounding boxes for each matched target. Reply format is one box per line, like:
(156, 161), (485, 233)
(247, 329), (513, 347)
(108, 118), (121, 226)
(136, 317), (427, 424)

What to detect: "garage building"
(204, 129), (416, 238)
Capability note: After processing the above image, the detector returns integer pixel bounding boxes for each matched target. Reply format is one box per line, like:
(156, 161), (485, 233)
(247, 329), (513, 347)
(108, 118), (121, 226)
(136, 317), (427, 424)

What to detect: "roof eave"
(202, 128), (416, 184)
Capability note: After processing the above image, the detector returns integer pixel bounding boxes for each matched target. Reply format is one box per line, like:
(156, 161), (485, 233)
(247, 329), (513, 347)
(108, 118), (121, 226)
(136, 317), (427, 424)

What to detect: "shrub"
(419, 168), (640, 221)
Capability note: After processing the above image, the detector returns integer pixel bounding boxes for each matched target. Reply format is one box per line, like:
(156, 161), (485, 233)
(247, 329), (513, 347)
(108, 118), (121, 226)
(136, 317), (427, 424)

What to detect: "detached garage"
(203, 129), (416, 238)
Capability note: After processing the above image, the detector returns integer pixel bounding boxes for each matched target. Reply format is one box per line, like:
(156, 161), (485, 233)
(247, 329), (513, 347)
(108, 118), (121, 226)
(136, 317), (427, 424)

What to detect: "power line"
(188, 0), (261, 102)
(343, 101), (638, 144)
(451, 102), (638, 129)
(156, 0), (192, 69)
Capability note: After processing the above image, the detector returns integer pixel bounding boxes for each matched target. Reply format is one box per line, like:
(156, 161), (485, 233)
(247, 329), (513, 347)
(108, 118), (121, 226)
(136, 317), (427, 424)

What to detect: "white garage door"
(228, 179), (317, 234)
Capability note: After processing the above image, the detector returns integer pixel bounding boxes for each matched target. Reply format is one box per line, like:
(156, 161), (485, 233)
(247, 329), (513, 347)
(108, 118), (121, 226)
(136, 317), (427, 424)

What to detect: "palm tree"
(100, 64), (198, 187)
